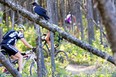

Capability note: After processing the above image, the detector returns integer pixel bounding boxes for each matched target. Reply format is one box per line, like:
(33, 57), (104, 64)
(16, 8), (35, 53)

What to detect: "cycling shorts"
(1, 44), (19, 56)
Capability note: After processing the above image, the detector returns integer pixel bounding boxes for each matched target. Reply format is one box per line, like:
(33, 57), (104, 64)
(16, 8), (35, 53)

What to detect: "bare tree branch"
(0, 0), (115, 66)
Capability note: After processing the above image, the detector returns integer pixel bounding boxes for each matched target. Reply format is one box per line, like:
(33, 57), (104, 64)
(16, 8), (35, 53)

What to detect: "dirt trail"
(66, 64), (101, 75)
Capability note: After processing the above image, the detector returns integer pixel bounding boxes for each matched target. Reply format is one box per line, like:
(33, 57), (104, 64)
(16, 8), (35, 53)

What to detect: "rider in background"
(1, 25), (33, 74)
(65, 13), (76, 30)
(65, 13), (80, 37)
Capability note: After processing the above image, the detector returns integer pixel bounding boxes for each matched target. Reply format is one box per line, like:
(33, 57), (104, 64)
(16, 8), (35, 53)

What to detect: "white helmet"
(18, 24), (26, 31)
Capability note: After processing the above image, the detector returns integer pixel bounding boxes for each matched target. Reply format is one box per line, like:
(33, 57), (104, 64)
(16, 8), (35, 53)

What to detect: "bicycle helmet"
(18, 24), (26, 31)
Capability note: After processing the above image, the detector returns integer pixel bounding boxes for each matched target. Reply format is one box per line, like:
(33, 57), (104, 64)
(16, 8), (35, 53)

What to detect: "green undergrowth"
(0, 22), (116, 77)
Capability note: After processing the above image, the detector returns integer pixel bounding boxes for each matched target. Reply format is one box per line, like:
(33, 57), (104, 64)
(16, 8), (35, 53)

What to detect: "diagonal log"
(0, 0), (115, 66)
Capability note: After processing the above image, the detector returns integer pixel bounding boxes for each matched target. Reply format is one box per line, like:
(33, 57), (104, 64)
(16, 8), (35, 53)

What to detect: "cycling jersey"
(1, 30), (24, 45)
(65, 14), (72, 24)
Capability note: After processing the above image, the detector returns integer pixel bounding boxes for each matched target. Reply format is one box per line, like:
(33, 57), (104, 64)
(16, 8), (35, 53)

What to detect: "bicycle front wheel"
(55, 50), (69, 67)
(30, 60), (37, 76)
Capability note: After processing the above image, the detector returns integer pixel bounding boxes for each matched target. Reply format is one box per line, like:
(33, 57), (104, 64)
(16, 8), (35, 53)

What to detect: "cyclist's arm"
(20, 38), (33, 48)
(45, 32), (51, 47)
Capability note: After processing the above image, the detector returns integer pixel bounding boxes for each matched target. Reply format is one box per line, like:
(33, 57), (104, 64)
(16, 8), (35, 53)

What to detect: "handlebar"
(32, 48), (36, 52)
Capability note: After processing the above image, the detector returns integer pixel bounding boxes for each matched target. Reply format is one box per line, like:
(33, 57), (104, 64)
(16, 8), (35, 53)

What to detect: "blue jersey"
(1, 30), (24, 45)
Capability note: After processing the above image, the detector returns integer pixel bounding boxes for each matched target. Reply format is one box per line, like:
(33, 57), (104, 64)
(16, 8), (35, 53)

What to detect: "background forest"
(0, 0), (116, 77)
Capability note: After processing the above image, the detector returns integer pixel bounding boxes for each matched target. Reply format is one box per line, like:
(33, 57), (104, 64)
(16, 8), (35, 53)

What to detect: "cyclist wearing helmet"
(65, 13), (77, 31)
(1, 25), (33, 74)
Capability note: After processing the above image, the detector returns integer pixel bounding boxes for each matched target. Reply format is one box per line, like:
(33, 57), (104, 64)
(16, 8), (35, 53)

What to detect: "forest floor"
(66, 63), (101, 75)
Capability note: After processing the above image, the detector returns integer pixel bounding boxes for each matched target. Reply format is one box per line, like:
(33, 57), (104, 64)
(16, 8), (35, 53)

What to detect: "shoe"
(17, 67), (22, 74)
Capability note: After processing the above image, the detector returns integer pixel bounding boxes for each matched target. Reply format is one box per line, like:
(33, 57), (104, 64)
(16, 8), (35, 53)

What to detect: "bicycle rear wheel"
(43, 48), (49, 58)
(30, 60), (37, 76)
(55, 50), (69, 67)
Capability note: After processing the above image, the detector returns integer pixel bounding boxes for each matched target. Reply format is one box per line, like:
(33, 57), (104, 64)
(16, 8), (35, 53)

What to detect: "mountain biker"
(65, 13), (77, 30)
(65, 13), (80, 37)
(65, 13), (76, 24)
(45, 31), (63, 48)
(1, 24), (34, 74)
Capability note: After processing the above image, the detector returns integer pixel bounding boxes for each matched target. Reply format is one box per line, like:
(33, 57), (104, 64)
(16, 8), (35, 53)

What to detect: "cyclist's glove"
(21, 53), (26, 56)
(32, 47), (36, 52)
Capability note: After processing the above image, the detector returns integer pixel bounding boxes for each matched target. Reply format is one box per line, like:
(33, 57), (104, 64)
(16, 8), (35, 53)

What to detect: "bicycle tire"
(55, 50), (69, 66)
(30, 60), (37, 76)
(43, 48), (49, 58)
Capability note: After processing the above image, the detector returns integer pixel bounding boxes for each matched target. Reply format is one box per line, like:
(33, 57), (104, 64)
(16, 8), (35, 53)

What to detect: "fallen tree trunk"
(0, 0), (115, 66)
(0, 52), (21, 77)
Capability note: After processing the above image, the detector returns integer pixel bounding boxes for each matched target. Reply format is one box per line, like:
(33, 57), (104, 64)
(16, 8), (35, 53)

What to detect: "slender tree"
(74, 0), (84, 39)
(34, 1), (47, 77)
(47, 0), (57, 76)
(86, 0), (95, 44)
(59, 0), (66, 31)
(0, 27), (2, 49)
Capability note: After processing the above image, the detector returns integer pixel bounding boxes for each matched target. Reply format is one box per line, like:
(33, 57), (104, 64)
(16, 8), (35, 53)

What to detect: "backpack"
(2, 30), (15, 39)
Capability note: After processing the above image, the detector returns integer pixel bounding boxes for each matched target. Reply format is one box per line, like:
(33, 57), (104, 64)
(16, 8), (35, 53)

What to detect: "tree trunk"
(59, 0), (66, 31)
(0, 52), (21, 77)
(74, 0), (84, 40)
(35, 24), (45, 77)
(11, 10), (15, 29)
(3, 6), (9, 29)
(34, 0), (47, 77)
(94, 0), (116, 63)
(0, 0), (116, 66)
(114, 0), (116, 8)
(0, 28), (2, 49)
(0, 5), (3, 23)
(47, 0), (56, 76)
(86, 0), (95, 44)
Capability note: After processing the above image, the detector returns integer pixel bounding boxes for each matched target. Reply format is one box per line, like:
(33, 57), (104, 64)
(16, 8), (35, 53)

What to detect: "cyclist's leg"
(11, 55), (18, 60)
(12, 52), (23, 73)
(1, 44), (23, 73)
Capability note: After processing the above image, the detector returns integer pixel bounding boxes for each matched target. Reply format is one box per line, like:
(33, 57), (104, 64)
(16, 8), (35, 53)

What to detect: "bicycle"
(41, 34), (69, 66)
(0, 49), (37, 76)
(28, 34), (69, 76)
(0, 33), (68, 76)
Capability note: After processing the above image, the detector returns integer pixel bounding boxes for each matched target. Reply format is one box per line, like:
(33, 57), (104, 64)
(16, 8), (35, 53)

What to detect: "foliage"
(58, 28), (114, 77)
(0, 19), (115, 77)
